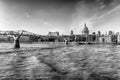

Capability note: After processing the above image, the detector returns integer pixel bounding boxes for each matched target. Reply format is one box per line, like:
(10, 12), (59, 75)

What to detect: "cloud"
(0, 0), (120, 34)
(70, 0), (120, 33)
(86, 4), (120, 32)
(89, 5), (120, 24)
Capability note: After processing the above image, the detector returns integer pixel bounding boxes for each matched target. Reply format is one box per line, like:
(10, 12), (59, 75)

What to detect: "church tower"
(82, 23), (89, 35)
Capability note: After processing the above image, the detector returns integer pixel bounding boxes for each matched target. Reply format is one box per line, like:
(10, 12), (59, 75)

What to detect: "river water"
(0, 43), (120, 80)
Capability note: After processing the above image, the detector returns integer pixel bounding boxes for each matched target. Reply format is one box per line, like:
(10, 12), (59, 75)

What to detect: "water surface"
(0, 43), (120, 79)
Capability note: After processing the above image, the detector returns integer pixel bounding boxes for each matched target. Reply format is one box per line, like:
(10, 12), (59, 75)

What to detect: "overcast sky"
(0, 0), (120, 35)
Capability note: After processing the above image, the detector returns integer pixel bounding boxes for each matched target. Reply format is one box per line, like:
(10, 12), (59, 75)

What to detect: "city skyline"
(0, 0), (120, 35)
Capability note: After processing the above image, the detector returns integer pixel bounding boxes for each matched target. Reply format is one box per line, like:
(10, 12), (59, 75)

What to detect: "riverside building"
(73, 23), (120, 44)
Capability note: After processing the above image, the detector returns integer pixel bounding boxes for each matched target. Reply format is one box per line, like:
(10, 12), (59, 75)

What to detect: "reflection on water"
(0, 43), (120, 79)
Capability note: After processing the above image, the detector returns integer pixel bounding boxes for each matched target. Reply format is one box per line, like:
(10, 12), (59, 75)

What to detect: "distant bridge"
(0, 30), (40, 36)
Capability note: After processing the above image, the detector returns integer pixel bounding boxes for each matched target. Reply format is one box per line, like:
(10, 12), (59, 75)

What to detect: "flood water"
(0, 43), (120, 80)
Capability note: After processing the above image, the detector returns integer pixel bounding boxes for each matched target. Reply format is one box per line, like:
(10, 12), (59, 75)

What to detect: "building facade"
(48, 32), (59, 36)
(73, 23), (120, 44)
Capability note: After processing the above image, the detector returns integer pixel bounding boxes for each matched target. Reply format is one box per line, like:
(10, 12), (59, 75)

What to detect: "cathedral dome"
(82, 23), (89, 34)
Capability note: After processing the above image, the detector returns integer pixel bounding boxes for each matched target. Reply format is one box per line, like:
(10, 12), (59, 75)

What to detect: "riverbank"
(0, 43), (119, 80)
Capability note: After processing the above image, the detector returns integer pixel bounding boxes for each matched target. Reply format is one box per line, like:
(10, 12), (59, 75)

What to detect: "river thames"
(0, 43), (120, 80)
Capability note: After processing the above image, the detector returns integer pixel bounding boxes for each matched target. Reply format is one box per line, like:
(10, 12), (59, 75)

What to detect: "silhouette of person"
(13, 31), (24, 48)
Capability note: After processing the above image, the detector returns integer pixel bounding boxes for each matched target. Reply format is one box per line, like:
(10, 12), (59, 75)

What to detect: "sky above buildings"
(0, 0), (120, 35)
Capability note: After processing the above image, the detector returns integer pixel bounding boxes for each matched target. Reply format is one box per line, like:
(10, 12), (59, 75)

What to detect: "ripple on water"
(0, 44), (120, 79)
